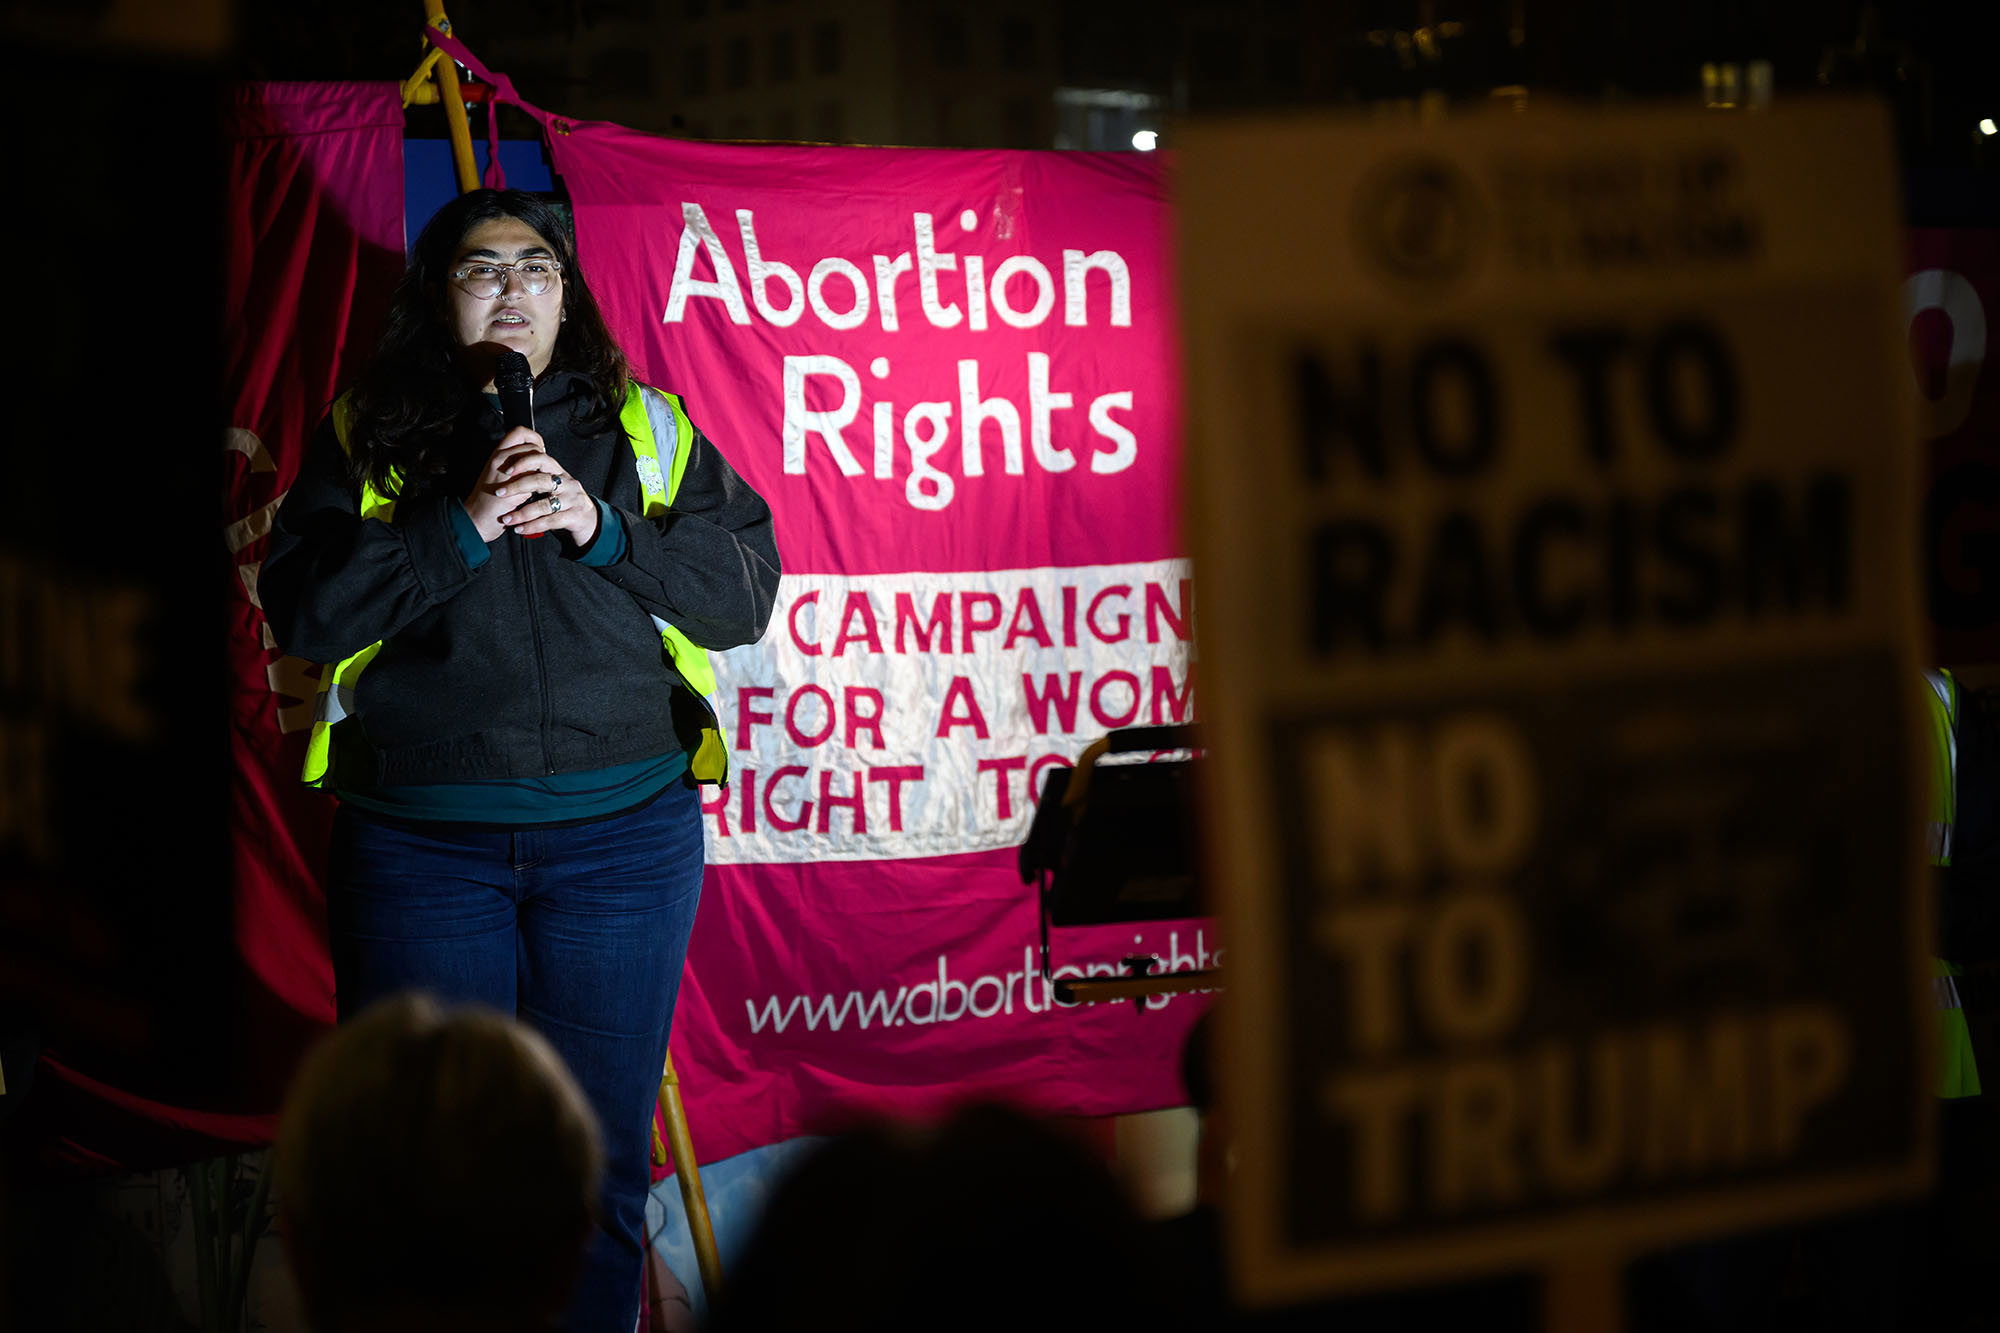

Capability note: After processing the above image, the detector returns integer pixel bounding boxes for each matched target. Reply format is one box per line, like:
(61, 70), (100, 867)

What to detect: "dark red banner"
(218, 80), (406, 1125)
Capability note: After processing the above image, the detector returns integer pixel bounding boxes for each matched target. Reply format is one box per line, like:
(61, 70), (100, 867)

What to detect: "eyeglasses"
(449, 257), (564, 299)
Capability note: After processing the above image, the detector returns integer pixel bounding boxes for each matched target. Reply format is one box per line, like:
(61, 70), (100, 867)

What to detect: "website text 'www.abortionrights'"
(744, 932), (1224, 1035)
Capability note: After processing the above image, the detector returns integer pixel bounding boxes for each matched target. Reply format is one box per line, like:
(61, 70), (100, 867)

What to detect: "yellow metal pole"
(422, 0), (481, 194)
(659, 1050), (724, 1302)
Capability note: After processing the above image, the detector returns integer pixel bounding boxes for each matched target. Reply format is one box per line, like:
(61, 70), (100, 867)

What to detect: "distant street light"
(1982, 118), (1998, 137)
(1132, 129), (1158, 151)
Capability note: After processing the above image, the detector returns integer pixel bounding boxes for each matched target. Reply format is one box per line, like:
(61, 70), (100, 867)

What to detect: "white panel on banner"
(1177, 101), (1930, 1307)
(704, 560), (1193, 862)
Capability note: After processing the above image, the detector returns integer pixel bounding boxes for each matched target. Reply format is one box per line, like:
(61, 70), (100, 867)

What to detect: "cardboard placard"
(1178, 100), (1930, 1307)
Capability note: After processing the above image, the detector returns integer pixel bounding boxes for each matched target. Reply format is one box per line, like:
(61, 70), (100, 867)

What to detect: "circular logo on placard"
(1352, 155), (1484, 286)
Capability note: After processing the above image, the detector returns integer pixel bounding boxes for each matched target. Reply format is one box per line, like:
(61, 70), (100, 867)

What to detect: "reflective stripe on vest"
(301, 382), (730, 787)
(1925, 669), (1979, 1098)
(1926, 668), (1957, 867)
(618, 384), (729, 785)
(1934, 957), (1982, 1099)
(301, 395), (396, 786)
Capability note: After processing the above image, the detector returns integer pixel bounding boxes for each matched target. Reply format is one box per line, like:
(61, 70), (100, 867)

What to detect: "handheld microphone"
(493, 350), (535, 433)
(493, 350), (545, 537)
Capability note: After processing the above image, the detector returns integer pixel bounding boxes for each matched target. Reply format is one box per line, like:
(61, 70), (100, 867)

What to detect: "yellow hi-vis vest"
(1927, 667), (1979, 1098)
(300, 382), (730, 788)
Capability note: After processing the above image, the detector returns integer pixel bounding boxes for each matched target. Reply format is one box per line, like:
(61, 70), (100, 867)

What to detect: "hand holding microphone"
(462, 351), (599, 546)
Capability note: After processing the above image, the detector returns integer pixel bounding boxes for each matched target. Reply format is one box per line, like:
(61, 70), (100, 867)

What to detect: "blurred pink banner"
(548, 125), (1210, 1163)
(1907, 227), (2000, 667)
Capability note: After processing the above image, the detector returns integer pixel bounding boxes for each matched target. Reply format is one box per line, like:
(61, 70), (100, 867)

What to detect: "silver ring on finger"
(548, 495), (563, 514)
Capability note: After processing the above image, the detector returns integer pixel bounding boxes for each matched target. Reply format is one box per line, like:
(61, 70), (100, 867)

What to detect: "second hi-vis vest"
(301, 382), (729, 788)
(1927, 667), (1979, 1099)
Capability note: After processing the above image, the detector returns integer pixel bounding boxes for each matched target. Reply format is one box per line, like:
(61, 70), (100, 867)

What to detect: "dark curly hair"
(343, 189), (630, 496)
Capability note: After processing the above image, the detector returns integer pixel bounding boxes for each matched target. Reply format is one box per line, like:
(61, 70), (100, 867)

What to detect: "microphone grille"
(493, 350), (533, 393)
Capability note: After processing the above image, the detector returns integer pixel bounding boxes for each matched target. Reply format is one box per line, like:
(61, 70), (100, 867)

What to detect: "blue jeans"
(325, 780), (705, 1333)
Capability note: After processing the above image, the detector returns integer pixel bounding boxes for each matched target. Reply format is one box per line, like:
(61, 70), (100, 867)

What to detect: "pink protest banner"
(546, 125), (1210, 1160)
(1907, 227), (2000, 666)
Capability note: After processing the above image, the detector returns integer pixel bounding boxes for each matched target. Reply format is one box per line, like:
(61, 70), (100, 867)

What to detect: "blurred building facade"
(241, 0), (1999, 168)
(473, 0), (1138, 148)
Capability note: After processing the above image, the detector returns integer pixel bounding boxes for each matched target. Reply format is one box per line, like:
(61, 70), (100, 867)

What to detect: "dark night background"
(223, 1), (1999, 179)
(0, 1), (1992, 1330)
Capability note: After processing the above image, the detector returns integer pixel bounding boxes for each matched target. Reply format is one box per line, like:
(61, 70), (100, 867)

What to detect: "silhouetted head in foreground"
(275, 993), (604, 1333)
(712, 1102), (1171, 1333)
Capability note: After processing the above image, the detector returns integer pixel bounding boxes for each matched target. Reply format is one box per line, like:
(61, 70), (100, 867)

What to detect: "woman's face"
(445, 216), (566, 386)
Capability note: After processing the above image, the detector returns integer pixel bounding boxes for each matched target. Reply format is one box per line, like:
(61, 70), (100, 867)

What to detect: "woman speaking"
(262, 188), (780, 1330)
